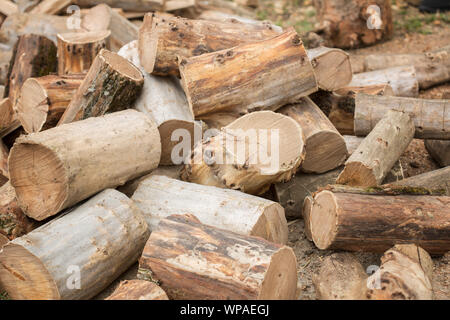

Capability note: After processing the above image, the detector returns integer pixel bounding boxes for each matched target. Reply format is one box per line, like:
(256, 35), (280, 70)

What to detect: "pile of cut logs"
(0, 0), (448, 300)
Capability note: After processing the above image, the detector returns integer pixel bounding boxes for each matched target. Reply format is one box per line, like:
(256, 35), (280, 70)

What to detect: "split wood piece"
(278, 97), (347, 174)
(165, 0), (196, 11)
(235, 0), (258, 8)
(307, 47), (352, 91)
(313, 0), (393, 49)
(425, 140), (450, 167)
(337, 110), (414, 187)
(0, 189), (150, 300)
(0, 0), (18, 17)
(4, 34), (57, 105)
(57, 49), (143, 125)
(309, 188), (450, 254)
(182, 111), (306, 195)
(180, 28), (317, 117)
(0, 181), (39, 240)
(354, 93), (450, 140)
(9, 109), (161, 221)
(29, 0), (70, 14)
(57, 31), (111, 75)
(366, 245), (433, 300)
(118, 40), (199, 165)
(302, 196), (313, 241)
(348, 66), (419, 97)
(313, 253), (368, 300)
(0, 98), (19, 138)
(390, 166), (450, 196)
(74, 0), (164, 12)
(106, 280), (169, 300)
(139, 13), (283, 76)
(132, 175), (288, 244)
(0, 139), (8, 179)
(15, 74), (84, 133)
(139, 214), (297, 300)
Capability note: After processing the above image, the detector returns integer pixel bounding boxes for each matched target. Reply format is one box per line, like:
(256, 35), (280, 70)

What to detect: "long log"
(14, 74), (84, 133)
(425, 140), (450, 167)
(390, 166), (450, 195)
(9, 109), (161, 221)
(138, 214), (298, 300)
(354, 93), (450, 140)
(0, 189), (150, 300)
(106, 280), (169, 300)
(57, 49), (143, 125)
(180, 28), (317, 117)
(132, 175), (288, 244)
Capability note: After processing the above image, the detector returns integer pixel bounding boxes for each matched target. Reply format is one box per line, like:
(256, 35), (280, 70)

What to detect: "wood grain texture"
(106, 280), (168, 300)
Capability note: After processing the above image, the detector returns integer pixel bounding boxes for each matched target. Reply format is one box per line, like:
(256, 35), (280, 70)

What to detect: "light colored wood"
(0, 139), (8, 179)
(165, 0), (196, 11)
(0, 0), (18, 16)
(139, 214), (297, 300)
(29, 0), (70, 14)
(57, 49), (143, 125)
(132, 175), (288, 244)
(0, 233), (7, 247)
(354, 93), (450, 140)
(425, 140), (450, 167)
(302, 195), (313, 240)
(390, 166), (450, 195)
(180, 28), (317, 117)
(106, 280), (169, 300)
(9, 109), (161, 221)
(0, 189), (150, 300)
(0, 98), (20, 138)
(74, 0), (165, 12)
(337, 110), (414, 187)
(235, 0), (258, 7)
(343, 135), (363, 156)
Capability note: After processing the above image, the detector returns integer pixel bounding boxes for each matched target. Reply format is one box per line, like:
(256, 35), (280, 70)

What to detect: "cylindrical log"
(278, 97), (347, 173)
(106, 280), (168, 300)
(309, 188), (450, 254)
(57, 49), (144, 125)
(14, 74), (84, 133)
(9, 109), (161, 221)
(337, 110), (414, 187)
(132, 175), (288, 244)
(354, 93), (450, 140)
(0, 97), (19, 138)
(138, 214), (298, 300)
(425, 140), (450, 167)
(0, 189), (150, 300)
(138, 13), (283, 76)
(390, 166), (450, 195)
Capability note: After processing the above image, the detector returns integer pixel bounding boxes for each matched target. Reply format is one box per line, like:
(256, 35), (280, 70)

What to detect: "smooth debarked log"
(9, 109), (161, 221)
(132, 175), (288, 244)
(28, 0), (71, 14)
(0, 189), (150, 300)
(309, 188), (450, 254)
(138, 214), (298, 300)
(337, 110), (415, 187)
(278, 97), (347, 173)
(57, 49), (144, 125)
(106, 280), (169, 300)
(425, 140), (450, 167)
(354, 93), (450, 140)
(14, 74), (84, 133)
(390, 166), (450, 195)
(138, 13), (284, 76)
(180, 28), (317, 117)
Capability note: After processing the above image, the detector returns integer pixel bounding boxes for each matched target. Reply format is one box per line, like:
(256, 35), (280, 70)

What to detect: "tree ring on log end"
(100, 49), (143, 82)
(310, 190), (338, 250)
(251, 202), (288, 245)
(336, 161), (378, 187)
(159, 119), (197, 166)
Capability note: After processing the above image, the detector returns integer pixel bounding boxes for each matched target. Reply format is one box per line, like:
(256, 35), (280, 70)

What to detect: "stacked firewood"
(0, 0), (448, 300)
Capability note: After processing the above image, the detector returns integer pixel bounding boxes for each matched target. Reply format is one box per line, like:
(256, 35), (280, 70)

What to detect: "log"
(278, 97), (347, 173)
(425, 140), (450, 167)
(106, 280), (169, 300)
(309, 187), (450, 254)
(0, 233), (7, 247)
(4, 34), (57, 105)
(0, 189), (150, 300)
(354, 93), (450, 140)
(132, 175), (288, 244)
(0, 139), (8, 179)
(0, 0), (18, 17)
(29, 0), (70, 14)
(306, 46), (352, 91)
(181, 111), (306, 195)
(348, 66), (419, 98)
(57, 49), (143, 125)
(390, 166), (450, 195)
(165, 0), (196, 11)
(0, 97), (19, 137)
(313, 0), (393, 49)
(138, 214), (297, 300)
(57, 31), (111, 75)
(302, 195), (313, 241)
(74, 0), (164, 12)
(14, 74), (84, 133)
(180, 28), (317, 117)
(118, 40), (199, 165)
(337, 110), (414, 187)
(9, 109), (161, 221)
(138, 13), (283, 76)
(343, 135), (363, 156)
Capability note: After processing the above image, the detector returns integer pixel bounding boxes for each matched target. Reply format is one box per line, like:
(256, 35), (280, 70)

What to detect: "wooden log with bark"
(180, 28), (317, 117)
(425, 140), (450, 167)
(0, 189), (150, 300)
(0, 0), (18, 17)
(9, 109), (161, 221)
(14, 74), (84, 133)
(138, 214), (298, 300)
(106, 280), (169, 300)
(354, 93), (450, 140)
(337, 110), (414, 187)
(278, 97), (347, 174)
(182, 111), (306, 195)
(132, 175), (288, 244)
(302, 195), (313, 241)
(0, 97), (19, 137)
(309, 186), (450, 254)
(390, 166), (450, 195)
(57, 49), (143, 125)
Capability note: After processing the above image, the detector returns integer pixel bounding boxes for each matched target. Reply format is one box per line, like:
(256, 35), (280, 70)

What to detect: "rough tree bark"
(390, 166), (450, 195)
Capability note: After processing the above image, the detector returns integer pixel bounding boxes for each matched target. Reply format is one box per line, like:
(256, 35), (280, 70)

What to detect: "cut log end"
(336, 161), (378, 187)
(57, 30), (111, 45)
(310, 190), (337, 250)
(100, 50), (143, 82)
(251, 202), (288, 244)
(159, 119), (197, 166)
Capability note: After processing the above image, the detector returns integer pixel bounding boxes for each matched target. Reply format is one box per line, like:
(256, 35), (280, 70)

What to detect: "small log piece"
(106, 280), (169, 300)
